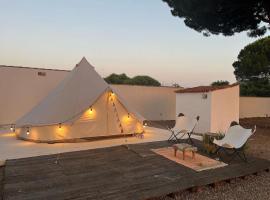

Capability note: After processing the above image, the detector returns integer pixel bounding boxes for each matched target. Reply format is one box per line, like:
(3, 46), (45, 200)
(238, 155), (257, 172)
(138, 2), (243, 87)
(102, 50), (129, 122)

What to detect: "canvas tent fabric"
(15, 58), (144, 142)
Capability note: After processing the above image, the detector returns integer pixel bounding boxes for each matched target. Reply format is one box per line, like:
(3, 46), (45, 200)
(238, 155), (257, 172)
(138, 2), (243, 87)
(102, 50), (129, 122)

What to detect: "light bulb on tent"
(110, 91), (115, 102)
(26, 127), (30, 135)
(89, 106), (93, 114)
(58, 123), (62, 129)
(10, 125), (14, 132)
(143, 122), (147, 128)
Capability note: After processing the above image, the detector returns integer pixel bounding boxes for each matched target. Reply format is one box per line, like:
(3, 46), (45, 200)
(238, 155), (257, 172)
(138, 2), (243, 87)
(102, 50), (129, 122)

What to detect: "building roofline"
(175, 83), (239, 93)
(110, 84), (183, 89)
(0, 65), (71, 72)
(0, 65), (182, 88)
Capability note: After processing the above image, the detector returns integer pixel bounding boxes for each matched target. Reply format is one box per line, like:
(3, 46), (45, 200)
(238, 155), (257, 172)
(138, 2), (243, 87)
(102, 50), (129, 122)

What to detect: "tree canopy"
(104, 73), (131, 85)
(240, 80), (270, 97)
(211, 80), (230, 86)
(163, 0), (270, 37)
(233, 36), (270, 81)
(104, 73), (161, 86)
(172, 83), (181, 88)
(233, 36), (270, 96)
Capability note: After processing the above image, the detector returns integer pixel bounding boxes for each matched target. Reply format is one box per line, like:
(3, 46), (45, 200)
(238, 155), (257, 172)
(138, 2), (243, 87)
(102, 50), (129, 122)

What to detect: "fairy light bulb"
(89, 107), (93, 114)
(143, 122), (147, 128)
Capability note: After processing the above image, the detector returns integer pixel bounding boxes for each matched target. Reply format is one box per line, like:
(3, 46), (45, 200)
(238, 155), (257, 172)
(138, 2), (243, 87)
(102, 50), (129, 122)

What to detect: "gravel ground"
(158, 118), (270, 200)
(173, 172), (270, 200)
(246, 128), (270, 161)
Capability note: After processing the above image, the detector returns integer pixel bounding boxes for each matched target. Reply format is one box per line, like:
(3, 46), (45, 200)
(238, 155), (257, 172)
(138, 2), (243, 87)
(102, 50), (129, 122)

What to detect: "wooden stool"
(173, 143), (197, 160)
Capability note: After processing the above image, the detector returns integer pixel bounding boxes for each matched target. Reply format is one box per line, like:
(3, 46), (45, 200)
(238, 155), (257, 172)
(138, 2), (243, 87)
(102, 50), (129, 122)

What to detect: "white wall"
(240, 97), (270, 118)
(211, 85), (239, 133)
(111, 85), (176, 120)
(176, 85), (239, 133)
(176, 93), (212, 133)
(3, 65), (268, 128)
(0, 66), (177, 125)
(0, 66), (69, 125)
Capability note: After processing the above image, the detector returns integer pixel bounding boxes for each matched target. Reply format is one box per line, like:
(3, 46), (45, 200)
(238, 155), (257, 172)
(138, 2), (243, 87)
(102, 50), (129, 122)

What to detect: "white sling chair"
(168, 113), (200, 144)
(213, 123), (256, 162)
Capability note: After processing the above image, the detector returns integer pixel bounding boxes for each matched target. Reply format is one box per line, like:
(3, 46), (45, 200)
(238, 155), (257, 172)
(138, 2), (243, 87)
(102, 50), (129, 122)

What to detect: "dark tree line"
(211, 80), (230, 87)
(104, 73), (161, 86)
(233, 36), (270, 96)
(163, 0), (270, 96)
(163, 0), (270, 37)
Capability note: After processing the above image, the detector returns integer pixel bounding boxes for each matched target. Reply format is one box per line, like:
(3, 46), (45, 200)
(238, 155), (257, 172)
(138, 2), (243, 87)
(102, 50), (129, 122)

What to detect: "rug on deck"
(152, 147), (227, 172)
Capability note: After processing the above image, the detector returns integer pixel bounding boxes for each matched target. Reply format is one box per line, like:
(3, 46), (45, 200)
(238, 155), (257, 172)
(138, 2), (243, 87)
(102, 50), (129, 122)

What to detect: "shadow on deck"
(1, 140), (269, 200)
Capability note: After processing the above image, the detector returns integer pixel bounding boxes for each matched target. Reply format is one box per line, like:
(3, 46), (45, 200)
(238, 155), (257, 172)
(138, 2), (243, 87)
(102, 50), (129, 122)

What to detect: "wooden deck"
(1, 140), (269, 200)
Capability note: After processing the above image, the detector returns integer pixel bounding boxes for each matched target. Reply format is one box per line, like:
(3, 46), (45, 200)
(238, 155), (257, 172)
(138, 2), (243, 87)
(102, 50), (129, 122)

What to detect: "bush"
(240, 80), (270, 97)
(104, 73), (131, 84)
(104, 73), (161, 86)
(211, 80), (230, 86)
(203, 133), (225, 154)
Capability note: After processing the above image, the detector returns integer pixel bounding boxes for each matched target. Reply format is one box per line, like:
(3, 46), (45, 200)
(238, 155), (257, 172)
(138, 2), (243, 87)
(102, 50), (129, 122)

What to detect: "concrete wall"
(0, 66), (69, 125)
(2, 65), (269, 128)
(176, 93), (212, 133)
(0, 66), (177, 125)
(240, 97), (270, 118)
(112, 85), (177, 120)
(211, 85), (239, 133)
(176, 85), (239, 133)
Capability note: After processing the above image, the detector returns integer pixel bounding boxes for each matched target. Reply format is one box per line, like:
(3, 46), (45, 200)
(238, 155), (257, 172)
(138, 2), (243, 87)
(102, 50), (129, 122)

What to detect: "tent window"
(38, 72), (46, 76)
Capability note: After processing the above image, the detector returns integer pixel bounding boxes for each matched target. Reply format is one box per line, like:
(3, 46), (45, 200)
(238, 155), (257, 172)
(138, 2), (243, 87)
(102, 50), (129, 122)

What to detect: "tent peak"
(76, 57), (94, 68)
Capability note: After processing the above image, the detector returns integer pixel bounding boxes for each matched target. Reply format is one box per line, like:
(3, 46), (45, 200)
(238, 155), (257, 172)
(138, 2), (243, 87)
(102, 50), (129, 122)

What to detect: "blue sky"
(0, 0), (260, 87)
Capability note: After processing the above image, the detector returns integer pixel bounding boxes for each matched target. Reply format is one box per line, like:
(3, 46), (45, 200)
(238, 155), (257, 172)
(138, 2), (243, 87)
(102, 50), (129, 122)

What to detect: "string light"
(10, 125), (14, 132)
(26, 127), (30, 135)
(89, 107), (93, 114)
(143, 122), (147, 128)
(110, 91), (123, 133)
(110, 91), (115, 99)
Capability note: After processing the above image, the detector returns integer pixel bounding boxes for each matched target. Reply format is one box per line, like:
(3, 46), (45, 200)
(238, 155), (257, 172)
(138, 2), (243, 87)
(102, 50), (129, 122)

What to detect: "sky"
(0, 0), (260, 87)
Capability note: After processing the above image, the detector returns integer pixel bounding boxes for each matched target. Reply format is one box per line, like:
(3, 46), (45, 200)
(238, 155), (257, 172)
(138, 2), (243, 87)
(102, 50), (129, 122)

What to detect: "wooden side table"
(173, 143), (198, 160)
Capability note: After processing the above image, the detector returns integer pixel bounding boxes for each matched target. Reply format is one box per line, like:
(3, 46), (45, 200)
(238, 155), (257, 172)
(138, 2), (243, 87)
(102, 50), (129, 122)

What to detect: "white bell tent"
(15, 58), (145, 142)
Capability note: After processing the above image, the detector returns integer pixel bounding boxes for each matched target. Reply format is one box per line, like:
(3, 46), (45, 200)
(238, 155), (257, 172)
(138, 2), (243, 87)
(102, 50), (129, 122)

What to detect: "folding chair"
(168, 113), (200, 144)
(213, 123), (256, 163)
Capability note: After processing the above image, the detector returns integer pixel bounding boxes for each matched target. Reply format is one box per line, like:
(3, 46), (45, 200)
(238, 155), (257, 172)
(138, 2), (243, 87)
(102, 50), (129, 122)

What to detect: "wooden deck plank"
(0, 167), (4, 200)
(2, 141), (270, 200)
